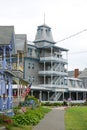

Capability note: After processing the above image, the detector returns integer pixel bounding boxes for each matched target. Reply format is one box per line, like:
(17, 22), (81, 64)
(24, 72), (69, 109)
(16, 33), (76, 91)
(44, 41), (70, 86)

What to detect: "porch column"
(83, 92), (84, 100)
(83, 92), (86, 100)
(51, 47), (53, 88)
(31, 90), (33, 96)
(85, 92), (86, 100)
(9, 47), (12, 70)
(44, 61), (46, 87)
(39, 91), (42, 102)
(54, 91), (57, 101)
(69, 91), (71, 99)
(17, 51), (19, 70)
(22, 53), (24, 65)
(76, 92), (78, 100)
(63, 91), (64, 101)
(3, 46), (6, 69)
(48, 91), (49, 101)
(86, 92), (87, 100)
(7, 76), (13, 109)
(17, 79), (20, 103)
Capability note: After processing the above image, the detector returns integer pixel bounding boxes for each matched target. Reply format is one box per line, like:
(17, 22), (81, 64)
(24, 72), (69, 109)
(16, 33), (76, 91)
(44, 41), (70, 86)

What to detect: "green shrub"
(12, 106), (51, 126)
(63, 100), (68, 106)
(41, 102), (63, 106)
(19, 96), (40, 109)
(83, 100), (87, 106)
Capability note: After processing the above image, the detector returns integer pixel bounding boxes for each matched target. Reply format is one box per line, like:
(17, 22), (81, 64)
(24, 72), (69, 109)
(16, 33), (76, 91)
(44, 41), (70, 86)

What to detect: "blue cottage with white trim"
(0, 26), (15, 115)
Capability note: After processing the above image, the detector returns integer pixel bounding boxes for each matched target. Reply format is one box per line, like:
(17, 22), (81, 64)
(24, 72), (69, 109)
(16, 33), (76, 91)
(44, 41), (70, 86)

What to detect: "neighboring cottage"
(0, 26), (15, 115)
(0, 26), (28, 114)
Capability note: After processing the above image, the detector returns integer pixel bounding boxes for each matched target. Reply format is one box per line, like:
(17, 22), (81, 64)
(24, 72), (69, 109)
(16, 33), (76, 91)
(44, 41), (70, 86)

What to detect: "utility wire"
(56, 29), (87, 43)
(69, 50), (87, 55)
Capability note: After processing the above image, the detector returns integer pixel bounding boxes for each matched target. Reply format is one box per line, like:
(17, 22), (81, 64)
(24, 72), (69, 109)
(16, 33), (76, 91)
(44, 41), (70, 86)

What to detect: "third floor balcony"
(40, 56), (67, 64)
(38, 70), (68, 76)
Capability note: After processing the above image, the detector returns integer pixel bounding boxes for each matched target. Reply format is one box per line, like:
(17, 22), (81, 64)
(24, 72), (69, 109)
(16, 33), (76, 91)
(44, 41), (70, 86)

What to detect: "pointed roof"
(34, 24), (55, 44)
(0, 26), (14, 45)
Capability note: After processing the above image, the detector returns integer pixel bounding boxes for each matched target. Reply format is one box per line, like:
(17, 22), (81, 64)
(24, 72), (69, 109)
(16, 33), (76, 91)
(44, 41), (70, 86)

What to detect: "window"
(32, 64), (34, 69)
(28, 63), (31, 69)
(29, 76), (35, 82)
(32, 76), (35, 82)
(64, 79), (68, 85)
(28, 48), (32, 56)
(71, 80), (75, 87)
(79, 81), (82, 88)
(35, 49), (40, 57)
(29, 76), (31, 82)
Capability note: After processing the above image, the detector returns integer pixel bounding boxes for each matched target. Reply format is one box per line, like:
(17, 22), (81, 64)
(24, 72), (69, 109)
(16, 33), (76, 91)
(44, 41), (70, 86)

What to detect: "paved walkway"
(33, 107), (65, 130)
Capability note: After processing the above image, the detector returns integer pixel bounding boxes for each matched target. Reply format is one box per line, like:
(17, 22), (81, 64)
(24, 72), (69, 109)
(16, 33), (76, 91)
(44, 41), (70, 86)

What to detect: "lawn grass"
(65, 106), (87, 130)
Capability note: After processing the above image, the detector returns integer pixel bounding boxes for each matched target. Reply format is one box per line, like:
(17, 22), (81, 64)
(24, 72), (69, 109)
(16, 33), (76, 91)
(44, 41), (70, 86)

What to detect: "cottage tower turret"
(34, 24), (55, 47)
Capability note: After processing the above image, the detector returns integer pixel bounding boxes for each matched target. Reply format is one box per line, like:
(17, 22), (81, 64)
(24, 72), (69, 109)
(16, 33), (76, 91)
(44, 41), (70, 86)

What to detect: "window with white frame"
(32, 63), (34, 69)
(71, 80), (75, 87)
(32, 76), (35, 82)
(28, 63), (31, 69)
(28, 48), (32, 56)
(28, 76), (31, 82)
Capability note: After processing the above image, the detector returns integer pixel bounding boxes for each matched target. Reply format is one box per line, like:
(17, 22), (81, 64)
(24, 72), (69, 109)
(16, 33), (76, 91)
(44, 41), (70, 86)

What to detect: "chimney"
(74, 69), (79, 78)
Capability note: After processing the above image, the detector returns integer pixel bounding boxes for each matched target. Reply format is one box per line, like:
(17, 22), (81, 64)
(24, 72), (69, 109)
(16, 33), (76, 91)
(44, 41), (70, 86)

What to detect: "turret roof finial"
(44, 13), (45, 25)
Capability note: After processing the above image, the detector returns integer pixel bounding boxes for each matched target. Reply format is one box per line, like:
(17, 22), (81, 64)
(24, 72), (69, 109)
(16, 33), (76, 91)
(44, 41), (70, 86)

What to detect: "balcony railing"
(0, 61), (11, 70)
(38, 70), (68, 76)
(38, 84), (68, 89)
(40, 56), (67, 63)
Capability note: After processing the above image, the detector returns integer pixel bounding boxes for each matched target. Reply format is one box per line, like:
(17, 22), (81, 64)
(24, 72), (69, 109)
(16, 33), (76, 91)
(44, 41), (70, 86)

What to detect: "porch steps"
(50, 92), (62, 101)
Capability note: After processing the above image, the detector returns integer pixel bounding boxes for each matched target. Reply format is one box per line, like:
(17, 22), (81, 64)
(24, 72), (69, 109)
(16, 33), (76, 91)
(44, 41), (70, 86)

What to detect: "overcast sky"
(0, 0), (87, 71)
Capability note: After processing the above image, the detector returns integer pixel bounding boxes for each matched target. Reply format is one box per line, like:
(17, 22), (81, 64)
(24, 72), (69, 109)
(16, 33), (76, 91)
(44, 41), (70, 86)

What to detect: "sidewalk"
(33, 107), (65, 130)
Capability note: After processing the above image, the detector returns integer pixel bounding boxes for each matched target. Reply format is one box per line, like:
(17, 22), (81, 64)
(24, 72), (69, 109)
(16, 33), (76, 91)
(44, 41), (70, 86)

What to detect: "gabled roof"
(0, 26), (14, 45)
(15, 34), (27, 53)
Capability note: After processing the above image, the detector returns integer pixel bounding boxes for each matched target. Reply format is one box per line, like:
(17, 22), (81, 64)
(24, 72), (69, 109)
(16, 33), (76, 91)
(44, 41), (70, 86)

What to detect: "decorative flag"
(22, 83), (32, 97)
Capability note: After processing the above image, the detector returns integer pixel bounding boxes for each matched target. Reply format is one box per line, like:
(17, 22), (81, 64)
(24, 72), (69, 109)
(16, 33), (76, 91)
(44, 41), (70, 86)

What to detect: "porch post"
(63, 91), (64, 101)
(31, 90), (33, 96)
(22, 53), (24, 65)
(17, 51), (19, 70)
(44, 61), (46, 87)
(69, 91), (71, 99)
(39, 91), (42, 102)
(7, 76), (13, 109)
(83, 92), (84, 100)
(76, 92), (78, 100)
(17, 79), (20, 104)
(3, 46), (6, 69)
(83, 92), (86, 100)
(48, 91), (49, 101)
